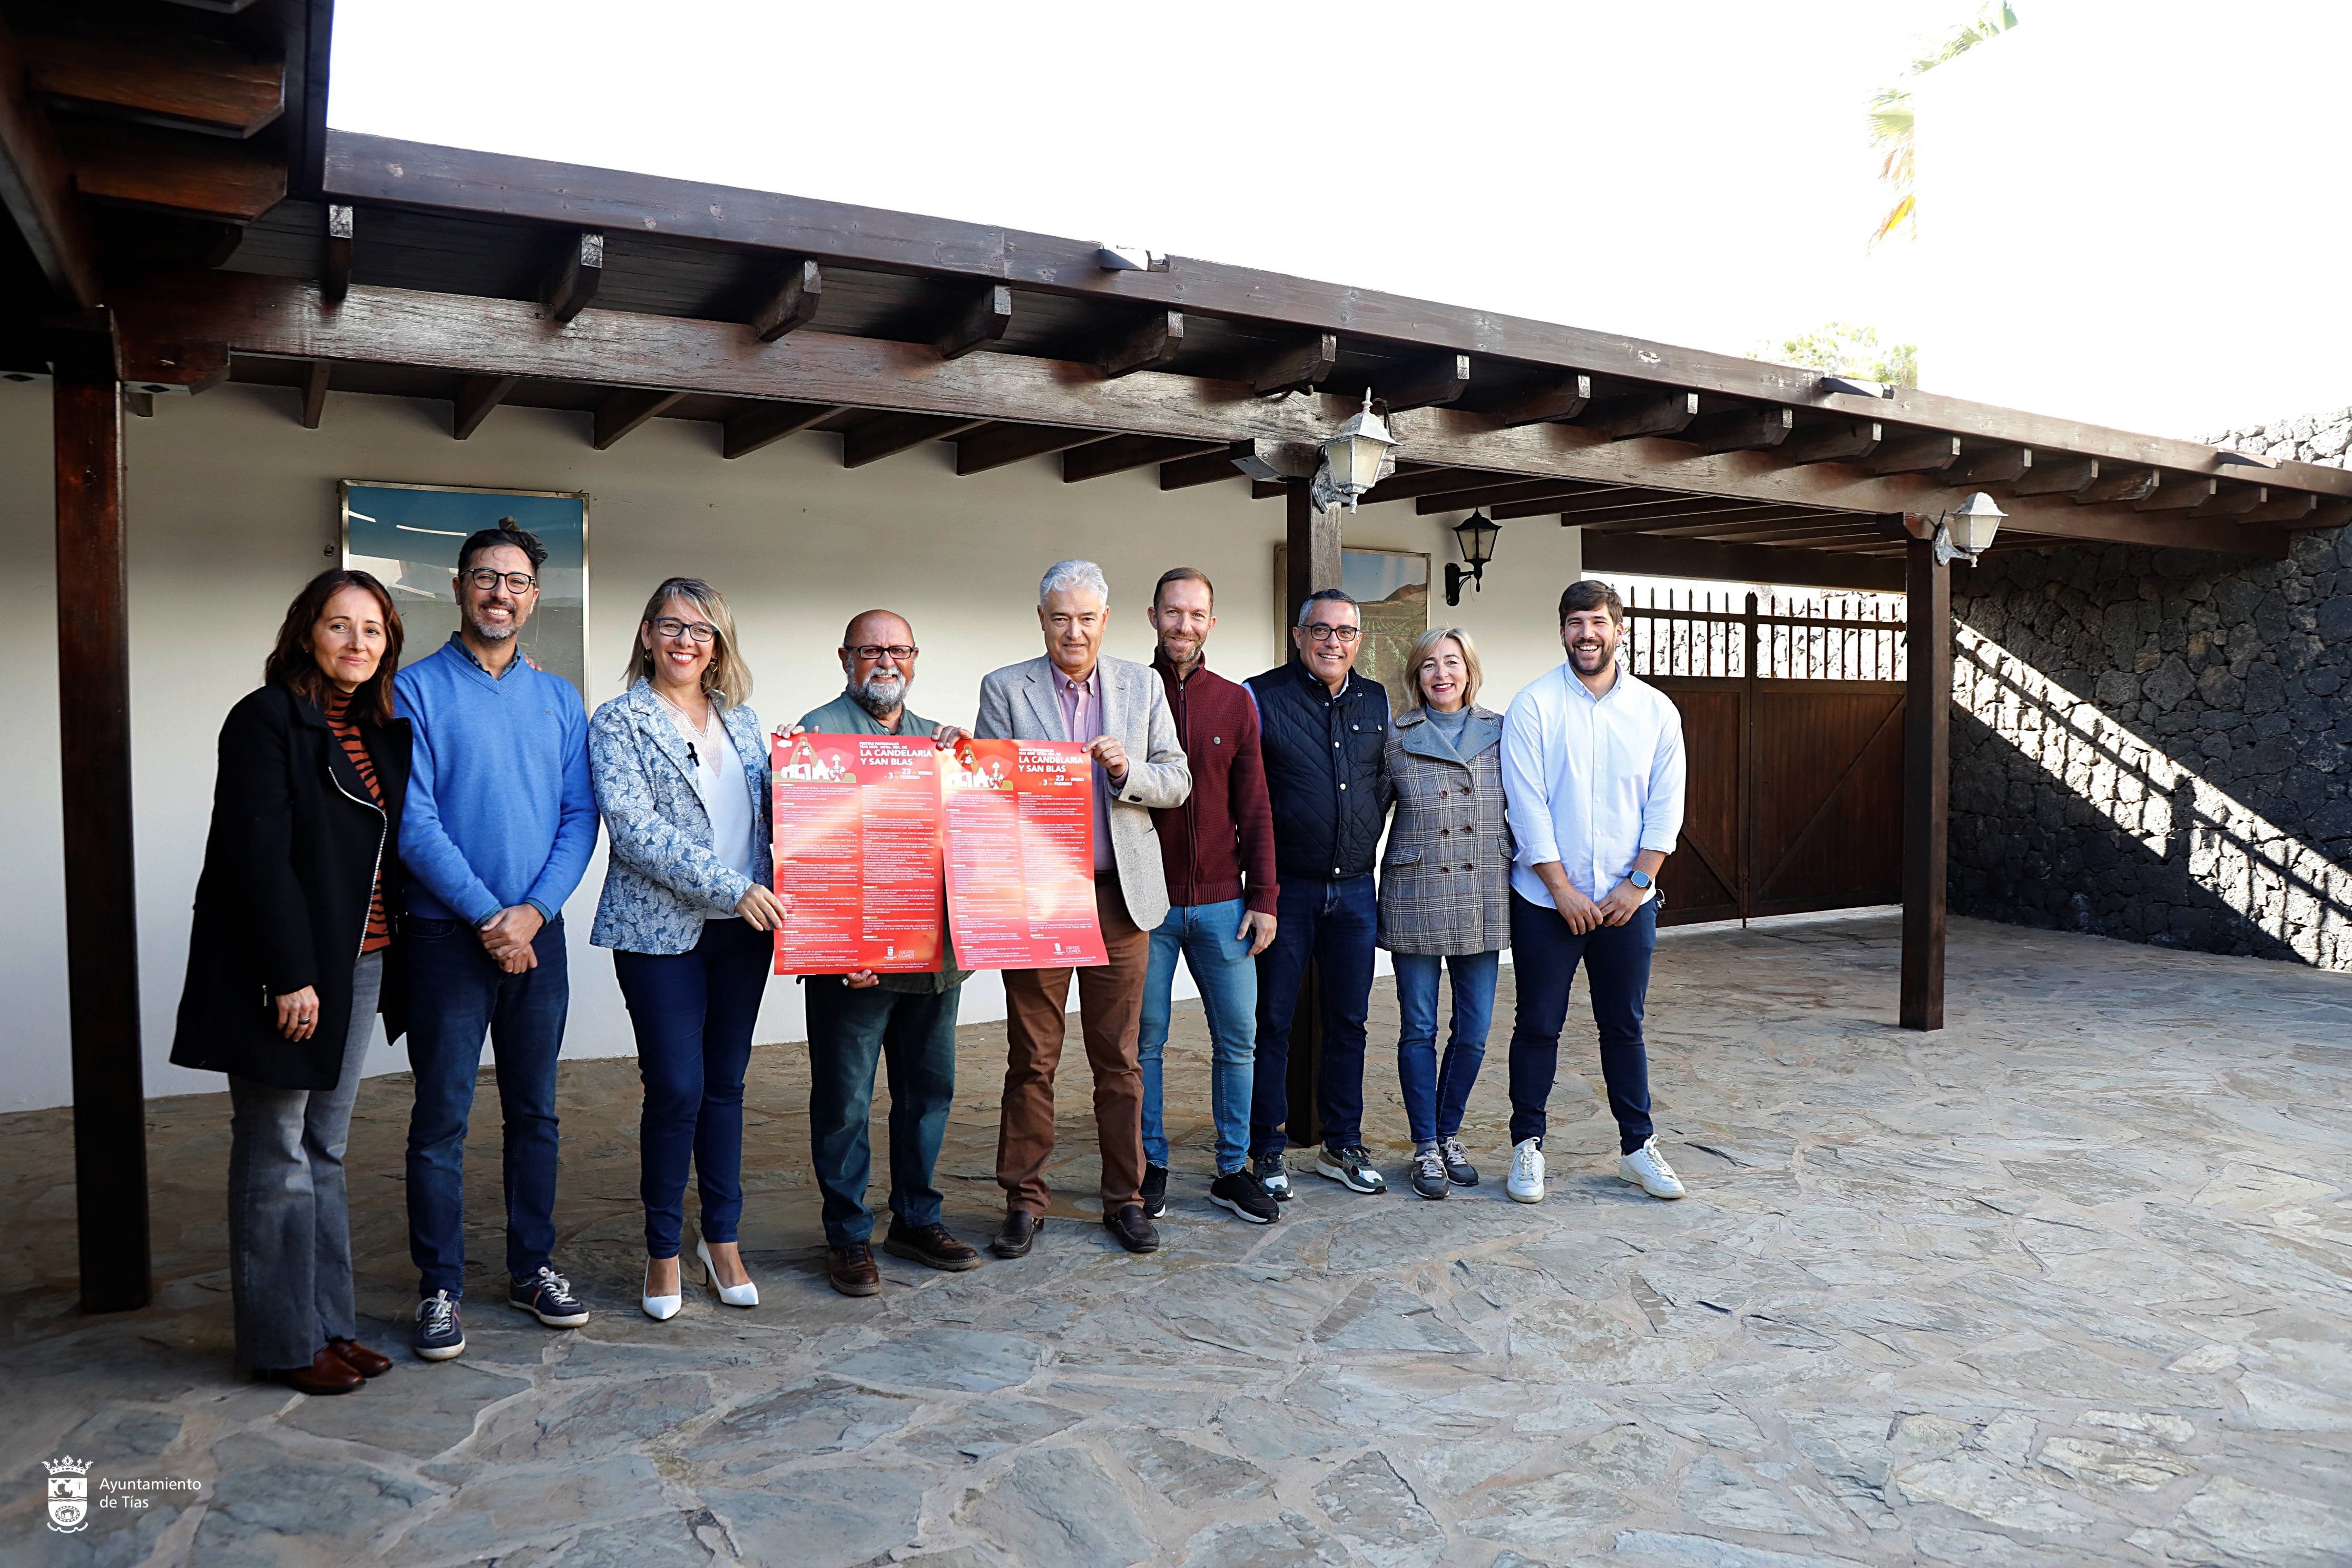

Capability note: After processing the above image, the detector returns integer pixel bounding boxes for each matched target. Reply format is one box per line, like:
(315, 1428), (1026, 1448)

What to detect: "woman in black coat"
(171, 569), (411, 1394)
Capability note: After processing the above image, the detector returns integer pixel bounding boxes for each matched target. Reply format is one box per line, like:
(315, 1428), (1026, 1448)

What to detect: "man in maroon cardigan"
(1135, 567), (1283, 1224)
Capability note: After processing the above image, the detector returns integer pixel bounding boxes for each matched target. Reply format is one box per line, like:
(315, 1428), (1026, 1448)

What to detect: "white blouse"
(661, 697), (757, 917)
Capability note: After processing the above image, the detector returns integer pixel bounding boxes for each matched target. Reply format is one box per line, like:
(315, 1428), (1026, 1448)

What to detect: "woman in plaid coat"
(1378, 626), (1514, 1200)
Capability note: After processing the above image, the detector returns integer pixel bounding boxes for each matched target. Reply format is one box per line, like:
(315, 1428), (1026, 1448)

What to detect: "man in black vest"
(1246, 589), (1395, 1198)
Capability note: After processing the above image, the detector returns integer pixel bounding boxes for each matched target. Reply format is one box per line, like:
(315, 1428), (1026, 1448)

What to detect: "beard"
(849, 671), (907, 718)
(465, 602), (519, 643)
(1569, 638), (1615, 673)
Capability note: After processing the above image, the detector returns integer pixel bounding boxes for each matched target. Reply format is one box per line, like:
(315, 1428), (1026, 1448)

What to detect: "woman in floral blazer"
(587, 577), (780, 1321)
(1378, 626), (1513, 1202)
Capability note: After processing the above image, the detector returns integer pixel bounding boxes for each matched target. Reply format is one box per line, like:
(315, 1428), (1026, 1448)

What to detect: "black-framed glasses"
(651, 616), (716, 644)
(462, 567), (538, 594)
(849, 644), (918, 662)
(1303, 624), (1361, 643)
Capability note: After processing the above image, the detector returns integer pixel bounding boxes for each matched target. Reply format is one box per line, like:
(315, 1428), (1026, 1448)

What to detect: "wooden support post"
(53, 333), (152, 1312)
(1282, 476), (1344, 1147)
(1900, 522), (1949, 1032)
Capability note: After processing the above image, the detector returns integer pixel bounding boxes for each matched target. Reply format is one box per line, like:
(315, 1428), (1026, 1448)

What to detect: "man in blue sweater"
(394, 520), (599, 1361)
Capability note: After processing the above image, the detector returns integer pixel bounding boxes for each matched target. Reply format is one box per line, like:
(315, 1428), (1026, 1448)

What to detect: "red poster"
(771, 734), (945, 975)
(941, 739), (1109, 968)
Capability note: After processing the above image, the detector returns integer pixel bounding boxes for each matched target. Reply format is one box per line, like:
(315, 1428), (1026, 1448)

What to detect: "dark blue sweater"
(393, 636), (597, 925)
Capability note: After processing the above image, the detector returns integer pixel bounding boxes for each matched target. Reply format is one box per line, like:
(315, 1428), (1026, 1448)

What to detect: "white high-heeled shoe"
(697, 1237), (758, 1308)
(641, 1259), (682, 1321)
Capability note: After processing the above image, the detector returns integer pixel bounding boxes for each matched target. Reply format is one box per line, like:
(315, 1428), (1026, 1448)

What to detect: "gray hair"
(1039, 558), (1110, 605)
(1296, 586), (1360, 626)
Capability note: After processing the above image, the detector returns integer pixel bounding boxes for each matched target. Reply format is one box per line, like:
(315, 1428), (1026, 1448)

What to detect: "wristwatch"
(1629, 870), (1653, 890)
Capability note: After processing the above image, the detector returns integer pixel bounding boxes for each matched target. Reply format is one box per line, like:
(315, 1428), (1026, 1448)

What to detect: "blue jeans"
(1393, 950), (1498, 1145)
(804, 975), (959, 1249)
(611, 918), (772, 1259)
(404, 915), (570, 1299)
(1505, 891), (1657, 1152)
(1252, 874), (1377, 1156)
(1138, 898), (1258, 1175)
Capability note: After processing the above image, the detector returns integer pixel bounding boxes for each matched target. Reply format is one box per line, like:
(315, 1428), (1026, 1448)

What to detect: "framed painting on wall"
(1274, 544), (1432, 712)
(341, 482), (591, 698)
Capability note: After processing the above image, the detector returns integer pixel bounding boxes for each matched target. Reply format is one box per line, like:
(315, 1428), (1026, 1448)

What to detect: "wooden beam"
(0, 26), (103, 306)
(21, 28), (285, 139)
(1781, 418), (1883, 465)
(1680, 405), (1793, 455)
(1573, 499), (1803, 535)
(934, 283), (1013, 360)
(1579, 531), (1905, 593)
(543, 230), (603, 324)
(452, 374), (516, 439)
(955, 422), (1106, 475)
(2239, 490), (2317, 525)
(2007, 455), (2098, 496)
(844, 410), (985, 467)
(1487, 373), (1592, 428)
(1099, 309), (1183, 378)
(592, 387), (687, 449)
(1416, 477), (1624, 516)
(1285, 478), (1342, 626)
(117, 274), (2326, 556)
(1249, 331), (1337, 396)
(750, 257), (821, 341)
(1358, 466), (1520, 504)
(1900, 527), (1949, 1032)
(58, 119), (284, 222)
(2073, 466), (2159, 505)
(52, 334), (153, 1312)
(322, 202), (353, 304)
(2294, 499), (2352, 533)
(1512, 488), (1719, 524)
(1860, 433), (1961, 475)
(1579, 390), (1699, 440)
(1065, 433), (1222, 483)
(2185, 484), (2267, 519)
(721, 398), (833, 458)
(1638, 509), (1856, 540)
(299, 358), (328, 428)
(1376, 352), (1472, 413)
(321, 131), (2352, 503)
(2134, 476), (2219, 512)
(1160, 440), (1253, 491)
(1952, 446), (2030, 486)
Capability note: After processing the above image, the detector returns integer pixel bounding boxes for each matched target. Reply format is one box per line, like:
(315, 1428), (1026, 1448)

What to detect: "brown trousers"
(996, 875), (1151, 1216)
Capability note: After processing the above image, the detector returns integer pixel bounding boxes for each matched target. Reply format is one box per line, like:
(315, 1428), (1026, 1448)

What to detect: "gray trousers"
(227, 951), (381, 1371)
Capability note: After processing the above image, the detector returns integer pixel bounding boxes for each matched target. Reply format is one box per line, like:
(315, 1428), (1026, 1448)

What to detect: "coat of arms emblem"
(45, 1455), (91, 1533)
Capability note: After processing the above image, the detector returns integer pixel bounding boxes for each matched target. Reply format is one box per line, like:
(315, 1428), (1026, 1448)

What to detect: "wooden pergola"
(8, 2), (2349, 1313)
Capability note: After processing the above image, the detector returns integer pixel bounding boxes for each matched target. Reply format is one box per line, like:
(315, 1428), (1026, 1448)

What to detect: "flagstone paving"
(5, 912), (2351, 1567)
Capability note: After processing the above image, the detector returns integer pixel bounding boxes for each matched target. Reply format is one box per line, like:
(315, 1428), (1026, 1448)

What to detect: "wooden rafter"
(543, 230), (602, 324)
(1415, 478), (1625, 516)
(593, 387), (687, 449)
(1065, 434), (1222, 483)
(1374, 352), (1472, 413)
(1860, 433), (1961, 475)
(751, 258), (821, 341)
(452, 374), (515, 439)
(2009, 455), (2098, 496)
(1580, 390), (1698, 441)
(1680, 406), (1792, 455)
(1160, 441), (1253, 491)
(1099, 310), (1183, 378)
(0, 22), (102, 307)
(322, 202), (352, 303)
(955, 422), (1106, 476)
(298, 358), (327, 428)
(1486, 374), (1592, 428)
(21, 28), (285, 139)
(934, 283), (1012, 360)
(1952, 445), (2030, 485)
(1248, 332), (1337, 396)
(844, 411), (985, 467)
(721, 398), (832, 459)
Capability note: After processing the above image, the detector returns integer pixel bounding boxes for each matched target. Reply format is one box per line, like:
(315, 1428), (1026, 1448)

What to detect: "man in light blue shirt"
(1498, 579), (1687, 1206)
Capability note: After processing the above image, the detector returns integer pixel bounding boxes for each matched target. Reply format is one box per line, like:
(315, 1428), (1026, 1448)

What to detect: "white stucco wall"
(0, 377), (1581, 1111)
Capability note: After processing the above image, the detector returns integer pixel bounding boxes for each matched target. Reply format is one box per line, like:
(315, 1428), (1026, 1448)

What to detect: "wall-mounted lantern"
(1445, 511), (1500, 605)
(1933, 491), (2006, 566)
(1309, 389), (1399, 513)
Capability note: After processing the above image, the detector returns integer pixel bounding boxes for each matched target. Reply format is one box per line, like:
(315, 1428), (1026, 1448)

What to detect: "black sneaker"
(1315, 1143), (1388, 1194)
(1140, 1162), (1169, 1219)
(1252, 1150), (1293, 1201)
(507, 1266), (590, 1327)
(1209, 1170), (1280, 1224)
(1440, 1136), (1481, 1188)
(412, 1289), (465, 1361)
(1409, 1146), (1449, 1200)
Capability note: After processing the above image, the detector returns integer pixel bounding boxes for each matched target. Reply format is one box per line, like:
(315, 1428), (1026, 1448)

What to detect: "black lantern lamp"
(1445, 511), (1500, 605)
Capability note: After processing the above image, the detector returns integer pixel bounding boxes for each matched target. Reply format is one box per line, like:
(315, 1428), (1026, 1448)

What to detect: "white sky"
(328, 0), (2352, 442)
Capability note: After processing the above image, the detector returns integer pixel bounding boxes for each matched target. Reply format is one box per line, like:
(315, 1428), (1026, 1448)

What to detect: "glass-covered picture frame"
(1274, 544), (1432, 713)
(341, 482), (590, 699)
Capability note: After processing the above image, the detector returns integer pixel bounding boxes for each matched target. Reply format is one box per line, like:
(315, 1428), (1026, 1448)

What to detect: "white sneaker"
(1619, 1136), (1686, 1200)
(1507, 1138), (1546, 1204)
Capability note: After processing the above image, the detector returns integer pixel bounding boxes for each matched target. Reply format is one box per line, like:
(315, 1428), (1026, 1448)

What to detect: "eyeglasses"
(848, 644), (918, 662)
(462, 568), (538, 594)
(1302, 624), (1361, 643)
(650, 616), (716, 644)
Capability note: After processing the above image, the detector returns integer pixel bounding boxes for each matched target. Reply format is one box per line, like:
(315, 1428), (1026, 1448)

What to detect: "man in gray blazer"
(975, 559), (1190, 1258)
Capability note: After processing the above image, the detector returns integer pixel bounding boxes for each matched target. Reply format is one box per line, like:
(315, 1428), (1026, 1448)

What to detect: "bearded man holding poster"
(975, 561), (1190, 1259)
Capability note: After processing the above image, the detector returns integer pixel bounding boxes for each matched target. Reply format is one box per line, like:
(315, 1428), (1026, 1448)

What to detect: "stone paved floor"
(5, 913), (2352, 1568)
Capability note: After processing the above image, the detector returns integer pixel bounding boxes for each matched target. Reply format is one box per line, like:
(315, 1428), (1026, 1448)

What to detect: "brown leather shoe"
(273, 1347), (364, 1395)
(326, 1338), (393, 1378)
(884, 1218), (983, 1272)
(827, 1242), (882, 1297)
(989, 1210), (1044, 1260)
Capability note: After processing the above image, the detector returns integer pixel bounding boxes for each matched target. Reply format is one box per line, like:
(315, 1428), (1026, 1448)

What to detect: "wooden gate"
(1628, 590), (1907, 926)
